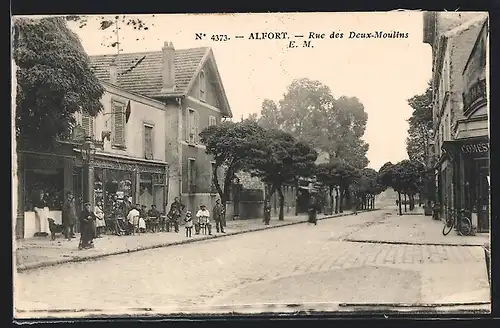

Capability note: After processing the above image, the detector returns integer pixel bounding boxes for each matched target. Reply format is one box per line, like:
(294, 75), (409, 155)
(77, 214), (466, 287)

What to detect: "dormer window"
(199, 70), (206, 102)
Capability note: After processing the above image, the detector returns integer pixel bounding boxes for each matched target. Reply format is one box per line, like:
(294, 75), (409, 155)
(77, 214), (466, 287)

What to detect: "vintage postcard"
(12, 12), (490, 319)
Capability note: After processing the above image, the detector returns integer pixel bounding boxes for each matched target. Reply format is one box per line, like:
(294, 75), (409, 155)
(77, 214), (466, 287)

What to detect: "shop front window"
(105, 169), (134, 205)
(94, 168), (104, 205)
(24, 169), (64, 211)
(139, 173), (165, 213)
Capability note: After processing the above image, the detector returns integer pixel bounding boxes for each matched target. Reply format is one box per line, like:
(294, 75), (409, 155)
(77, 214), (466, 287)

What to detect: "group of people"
(60, 191), (228, 250)
(169, 197), (226, 237)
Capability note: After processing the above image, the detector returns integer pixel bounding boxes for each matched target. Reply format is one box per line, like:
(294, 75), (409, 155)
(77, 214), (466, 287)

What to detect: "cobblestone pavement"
(14, 209), (490, 318)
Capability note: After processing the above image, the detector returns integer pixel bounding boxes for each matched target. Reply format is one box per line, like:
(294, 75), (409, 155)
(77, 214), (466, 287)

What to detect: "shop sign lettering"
(461, 143), (489, 154)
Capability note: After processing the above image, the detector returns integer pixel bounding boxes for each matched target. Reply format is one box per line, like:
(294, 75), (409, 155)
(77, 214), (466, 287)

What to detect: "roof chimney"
(109, 58), (118, 85)
(160, 41), (176, 94)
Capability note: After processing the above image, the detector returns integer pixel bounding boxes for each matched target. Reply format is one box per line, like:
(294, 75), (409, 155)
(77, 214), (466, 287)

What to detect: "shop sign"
(460, 143), (489, 154)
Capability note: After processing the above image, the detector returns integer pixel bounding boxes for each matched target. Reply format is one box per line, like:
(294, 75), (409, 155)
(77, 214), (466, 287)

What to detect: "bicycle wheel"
(442, 218), (454, 236)
(458, 217), (473, 236)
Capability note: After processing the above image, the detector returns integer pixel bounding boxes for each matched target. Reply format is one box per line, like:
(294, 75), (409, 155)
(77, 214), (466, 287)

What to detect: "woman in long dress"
(94, 200), (106, 237)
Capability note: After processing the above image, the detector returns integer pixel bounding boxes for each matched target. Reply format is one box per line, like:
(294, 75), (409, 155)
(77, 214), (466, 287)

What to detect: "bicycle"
(442, 208), (474, 236)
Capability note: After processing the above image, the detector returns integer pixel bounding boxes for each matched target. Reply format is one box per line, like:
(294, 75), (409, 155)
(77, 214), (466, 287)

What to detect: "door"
(477, 164), (490, 232)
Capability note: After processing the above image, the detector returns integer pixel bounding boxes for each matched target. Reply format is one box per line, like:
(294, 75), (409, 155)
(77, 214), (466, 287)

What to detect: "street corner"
(208, 265), (423, 307)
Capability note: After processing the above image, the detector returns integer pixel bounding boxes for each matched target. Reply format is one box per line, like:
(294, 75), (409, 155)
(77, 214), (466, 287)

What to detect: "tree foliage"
(199, 120), (264, 208)
(65, 15), (155, 49)
(245, 129), (318, 220)
(13, 17), (105, 149)
(315, 159), (360, 213)
(258, 78), (369, 169)
(377, 160), (424, 215)
(406, 82), (433, 166)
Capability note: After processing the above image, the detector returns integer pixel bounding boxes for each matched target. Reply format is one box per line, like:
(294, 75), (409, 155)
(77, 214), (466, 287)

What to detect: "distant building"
(423, 12), (489, 232)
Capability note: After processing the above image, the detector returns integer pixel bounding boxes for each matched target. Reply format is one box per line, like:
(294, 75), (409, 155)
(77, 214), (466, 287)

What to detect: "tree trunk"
(404, 194), (408, 212)
(329, 185), (334, 215)
(398, 192), (402, 215)
(294, 180), (300, 216)
(339, 187), (344, 213)
(277, 186), (285, 221)
(409, 194), (415, 211)
(334, 187), (339, 214)
(264, 184), (276, 222)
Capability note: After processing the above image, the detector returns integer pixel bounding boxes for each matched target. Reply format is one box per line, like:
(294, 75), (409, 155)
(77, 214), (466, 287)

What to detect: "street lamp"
(80, 136), (96, 208)
(80, 136), (96, 163)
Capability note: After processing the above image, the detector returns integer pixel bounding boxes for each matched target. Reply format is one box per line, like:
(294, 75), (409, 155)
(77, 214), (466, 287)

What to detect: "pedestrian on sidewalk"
(196, 204), (212, 235)
(167, 197), (184, 233)
(62, 191), (77, 240)
(263, 200), (271, 225)
(94, 200), (106, 238)
(308, 194), (319, 225)
(184, 211), (193, 237)
(213, 199), (225, 233)
(78, 202), (96, 250)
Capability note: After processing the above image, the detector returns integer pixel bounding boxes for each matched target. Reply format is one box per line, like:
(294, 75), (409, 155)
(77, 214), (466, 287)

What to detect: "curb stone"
(16, 209), (379, 272)
(344, 238), (488, 247)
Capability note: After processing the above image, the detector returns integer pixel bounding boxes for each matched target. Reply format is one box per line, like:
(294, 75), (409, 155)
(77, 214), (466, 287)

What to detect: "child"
(184, 211), (193, 237)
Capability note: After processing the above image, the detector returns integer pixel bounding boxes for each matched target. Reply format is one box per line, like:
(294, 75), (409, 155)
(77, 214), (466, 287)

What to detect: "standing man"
(213, 199), (225, 233)
(62, 191), (78, 240)
(78, 202), (96, 250)
(167, 197), (184, 233)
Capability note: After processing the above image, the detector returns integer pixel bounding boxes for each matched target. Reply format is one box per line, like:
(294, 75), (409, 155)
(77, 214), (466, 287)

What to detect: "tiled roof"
(89, 47), (209, 98)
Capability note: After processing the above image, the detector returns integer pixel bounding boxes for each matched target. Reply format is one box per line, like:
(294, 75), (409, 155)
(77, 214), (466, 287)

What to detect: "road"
(14, 209), (489, 316)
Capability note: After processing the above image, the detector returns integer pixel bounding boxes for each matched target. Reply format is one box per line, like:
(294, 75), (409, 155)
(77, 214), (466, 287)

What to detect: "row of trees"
(200, 118), (390, 221)
(378, 160), (426, 215)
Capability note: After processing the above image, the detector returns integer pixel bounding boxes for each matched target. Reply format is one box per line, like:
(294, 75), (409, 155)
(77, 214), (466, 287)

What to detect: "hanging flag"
(125, 100), (131, 123)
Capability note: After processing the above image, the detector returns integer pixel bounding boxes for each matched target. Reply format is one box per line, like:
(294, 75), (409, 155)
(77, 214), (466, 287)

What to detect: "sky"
(64, 12), (432, 171)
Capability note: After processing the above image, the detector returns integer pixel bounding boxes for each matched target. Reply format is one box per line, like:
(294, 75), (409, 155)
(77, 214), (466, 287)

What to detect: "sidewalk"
(15, 211), (362, 272)
(345, 210), (490, 247)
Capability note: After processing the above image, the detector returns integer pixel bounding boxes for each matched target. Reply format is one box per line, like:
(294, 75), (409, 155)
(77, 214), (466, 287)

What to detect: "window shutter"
(186, 110), (191, 142)
(82, 114), (94, 137)
(112, 102), (125, 147)
(144, 126), (153, 159)
(194, 112), (199, 143)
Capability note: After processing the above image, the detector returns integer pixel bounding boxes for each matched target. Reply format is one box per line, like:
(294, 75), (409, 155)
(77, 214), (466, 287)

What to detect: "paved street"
(14, 209), (490, 317)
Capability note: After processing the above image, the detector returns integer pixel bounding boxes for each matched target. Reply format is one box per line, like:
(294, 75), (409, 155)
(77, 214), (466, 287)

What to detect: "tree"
(316, 159), (359, 213)
(13, 17), (105, 149)
(378, 160), (424, 215)
(199, 120), (264, 211)
(332, 96), (370, 169)
(246, 129), (318, 220)
(276, 78), (336, 146)
(378, 162), (402, 214)
(259, 79), (370, 169)
(398, 160), (425, 212)
(406, 82), (433, 165)
(406, 82), (434, 202)
(258, 99), (282, 130)
(351, 168), (382, 210)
